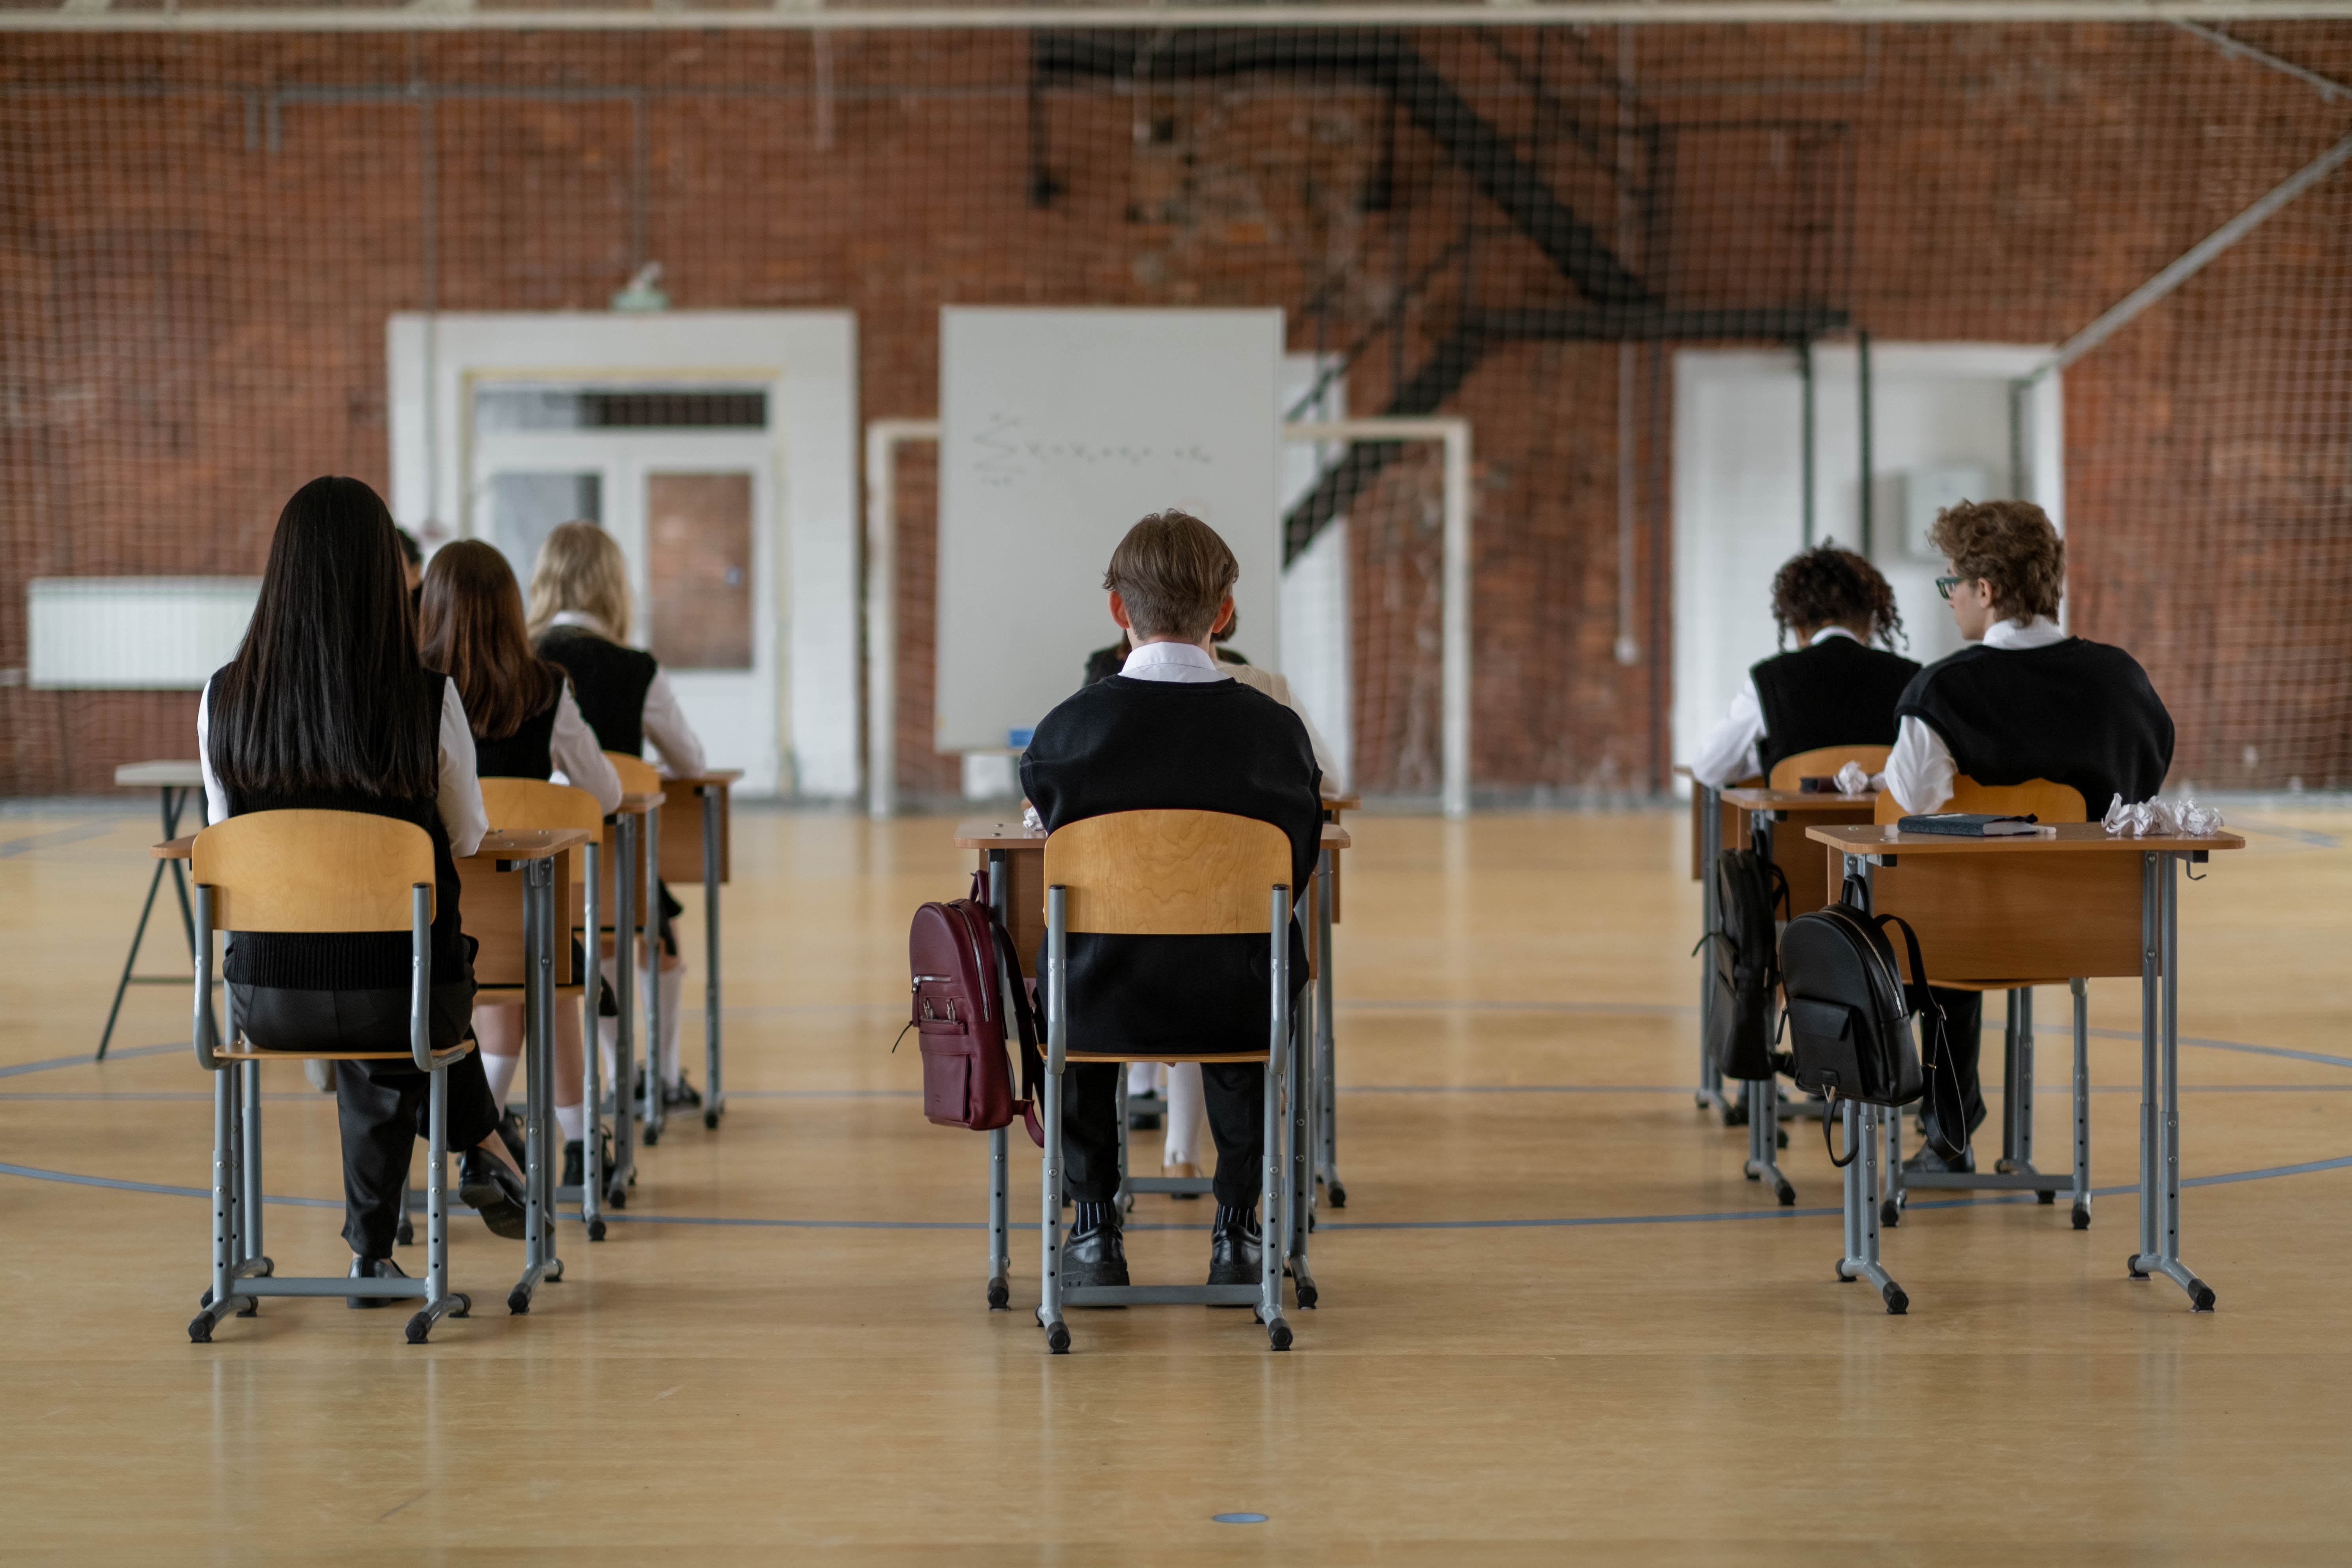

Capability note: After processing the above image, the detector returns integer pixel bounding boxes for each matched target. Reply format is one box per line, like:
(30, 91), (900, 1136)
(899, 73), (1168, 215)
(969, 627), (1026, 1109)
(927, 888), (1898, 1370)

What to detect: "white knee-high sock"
(597, 954), (620, 1090)
(656, 964), (686, 1087)
(1126, 1061), (1164, 1098)
(482, 1051), (521, 1111)
(556, 1102), (585, 1143)
(1164, 1061), (1206, 1167)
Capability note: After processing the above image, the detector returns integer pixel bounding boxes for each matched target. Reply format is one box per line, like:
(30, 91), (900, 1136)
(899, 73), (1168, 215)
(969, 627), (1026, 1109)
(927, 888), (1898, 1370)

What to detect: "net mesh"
(3, 18), (2348, 797)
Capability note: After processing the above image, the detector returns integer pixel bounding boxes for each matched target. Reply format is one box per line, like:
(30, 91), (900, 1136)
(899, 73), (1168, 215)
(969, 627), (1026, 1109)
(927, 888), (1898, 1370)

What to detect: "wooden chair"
(1768, 744), (1891, 792)
(184, 809), (475, 1345)
(1035, 810), (1299, 1354)
(1871, 777), (2092, 1225)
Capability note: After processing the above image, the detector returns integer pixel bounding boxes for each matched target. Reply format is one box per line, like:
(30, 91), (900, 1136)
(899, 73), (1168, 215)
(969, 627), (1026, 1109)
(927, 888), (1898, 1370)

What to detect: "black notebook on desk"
(1897, 813), (2041, 837)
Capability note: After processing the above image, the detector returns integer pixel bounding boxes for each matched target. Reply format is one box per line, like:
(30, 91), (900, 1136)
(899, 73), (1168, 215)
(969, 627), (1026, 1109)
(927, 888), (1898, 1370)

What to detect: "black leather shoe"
(459, 1148), (530, 1240)
(1903, 1141), (1976, 1176)
(494, 1109), (528, 1169)
(663, 1074), (703, 1109)
(347, 1255), (407, 1309)
(1061, 1221), (1129, 1292)
(562, 1139), (584, 1189)
(1207, 1214), (1263, 1298)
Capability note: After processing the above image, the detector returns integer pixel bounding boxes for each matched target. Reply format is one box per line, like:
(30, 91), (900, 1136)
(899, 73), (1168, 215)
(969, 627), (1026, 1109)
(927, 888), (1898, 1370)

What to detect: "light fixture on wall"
(611, 262), (670, 313)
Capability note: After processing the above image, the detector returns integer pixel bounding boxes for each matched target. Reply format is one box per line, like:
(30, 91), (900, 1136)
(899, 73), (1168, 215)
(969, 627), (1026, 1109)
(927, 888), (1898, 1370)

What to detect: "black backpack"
(1779, 873), (1942, 1164)
(1700, 847), (1790, 1081)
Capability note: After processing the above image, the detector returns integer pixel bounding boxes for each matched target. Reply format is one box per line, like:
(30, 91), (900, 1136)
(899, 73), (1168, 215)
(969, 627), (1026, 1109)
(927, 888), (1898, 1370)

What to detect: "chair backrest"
(604, 751), (662, 796)
(191, 809), (434, 932)
(1768, 744), (1892, 792)
(1874, 775), (2089, 824)
(1043, 809), (1293, 936)
(480, 778), (603, 887)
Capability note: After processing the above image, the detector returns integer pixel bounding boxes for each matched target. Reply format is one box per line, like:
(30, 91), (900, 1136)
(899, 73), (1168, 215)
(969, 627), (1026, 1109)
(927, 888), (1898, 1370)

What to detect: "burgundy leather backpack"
(908, 869), (1044, 1145)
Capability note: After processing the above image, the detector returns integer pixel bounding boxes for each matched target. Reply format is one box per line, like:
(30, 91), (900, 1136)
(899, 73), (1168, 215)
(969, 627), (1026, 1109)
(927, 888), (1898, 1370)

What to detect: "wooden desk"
(1716, 787), (1880, 919)
(1805, 822), (2247, 1313)
(654, 770), (741, 1133)
(105, 761), (211, 1061)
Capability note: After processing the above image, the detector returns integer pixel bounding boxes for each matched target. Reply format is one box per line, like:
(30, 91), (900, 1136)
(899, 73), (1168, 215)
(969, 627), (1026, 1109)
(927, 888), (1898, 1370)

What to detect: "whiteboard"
(936, 307), (1283, 753)
(28, 577), (260, 689)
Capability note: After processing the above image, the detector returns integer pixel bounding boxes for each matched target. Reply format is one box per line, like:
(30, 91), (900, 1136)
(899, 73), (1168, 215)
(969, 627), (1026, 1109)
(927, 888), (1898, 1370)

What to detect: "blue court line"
(2233, 817), (2342, 850)
(0, 820), (119, 857)
(0, 1042), (179, 1079)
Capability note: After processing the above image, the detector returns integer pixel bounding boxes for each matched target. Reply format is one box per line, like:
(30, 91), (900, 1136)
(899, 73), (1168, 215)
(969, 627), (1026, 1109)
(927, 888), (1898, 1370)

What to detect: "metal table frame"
(101, 774), (211, 1061)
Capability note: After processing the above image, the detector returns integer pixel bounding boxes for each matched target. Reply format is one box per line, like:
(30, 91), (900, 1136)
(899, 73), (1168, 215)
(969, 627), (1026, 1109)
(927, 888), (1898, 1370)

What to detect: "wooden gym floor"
(2, 801), (2350, 1564)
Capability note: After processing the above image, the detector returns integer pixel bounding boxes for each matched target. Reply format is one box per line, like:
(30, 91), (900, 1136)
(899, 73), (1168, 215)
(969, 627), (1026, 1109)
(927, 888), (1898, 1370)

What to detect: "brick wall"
(3, 23), (2346, 795)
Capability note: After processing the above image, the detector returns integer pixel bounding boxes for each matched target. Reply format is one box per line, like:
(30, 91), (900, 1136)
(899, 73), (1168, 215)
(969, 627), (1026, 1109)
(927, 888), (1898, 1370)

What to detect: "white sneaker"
(304, 1057), (333, 1092)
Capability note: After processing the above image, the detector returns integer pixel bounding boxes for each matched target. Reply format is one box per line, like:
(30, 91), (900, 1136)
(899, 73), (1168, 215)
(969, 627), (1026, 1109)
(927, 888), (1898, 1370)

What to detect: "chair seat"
(216, 1042), (477, 1063)
(1924, 979), (2075, 992)
(1063, 1051), (1269, 1064)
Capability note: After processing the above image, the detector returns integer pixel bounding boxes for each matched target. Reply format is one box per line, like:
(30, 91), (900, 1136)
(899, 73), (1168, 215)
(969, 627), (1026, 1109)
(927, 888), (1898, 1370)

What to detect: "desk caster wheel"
(704, 1110), (719, 1130)
(1328, 1181), (1347, 1210)
(507, 1288), (531, 1316)
(1880, 1198), (1900, 1227)
(2189, 1278), (2216, 1312)
(643, 1125), (659, 1147)
(1267, 1318), (1293, 1351)
(404, 1313), (433, 1345)
(1045, 1321), (1070, 1354)
(605, 1186), (627, 1211)
(1882, 1283), (1909, 1315)
(1777, 1127), (1789, 1150)
(987, 1278), (1010, 1310)
(2071, 1202), (2091, 1231)
(396, 1217), (414, 1247)
(2126, 1254), (2150, 1280)
(588, 1218), (607, 1242)
(1777, 1182), (1797, 1208)
(2036, 1190), (2056, 1205)
(188, 1313), (216, 1344)
(1722, 1101), (1749, 1129)
(1836, 1261), (1856, 1282)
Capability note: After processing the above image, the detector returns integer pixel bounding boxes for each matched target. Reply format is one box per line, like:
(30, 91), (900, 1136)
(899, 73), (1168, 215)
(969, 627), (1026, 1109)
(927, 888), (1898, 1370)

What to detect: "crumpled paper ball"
(2102, 792), (2225, 838)
(1835, 760), (1872, 796)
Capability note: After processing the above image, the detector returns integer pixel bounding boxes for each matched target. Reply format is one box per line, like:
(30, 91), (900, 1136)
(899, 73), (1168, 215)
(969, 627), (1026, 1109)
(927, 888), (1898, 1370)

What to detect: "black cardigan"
(1749, 637), (1920, 777)
(1020, 676), (1322, 1057)
(1897, 637), (2174, 809)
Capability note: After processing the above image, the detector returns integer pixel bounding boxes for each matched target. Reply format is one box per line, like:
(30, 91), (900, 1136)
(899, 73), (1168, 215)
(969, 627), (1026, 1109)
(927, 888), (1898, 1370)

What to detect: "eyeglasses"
(1935, 576), (1965, 601)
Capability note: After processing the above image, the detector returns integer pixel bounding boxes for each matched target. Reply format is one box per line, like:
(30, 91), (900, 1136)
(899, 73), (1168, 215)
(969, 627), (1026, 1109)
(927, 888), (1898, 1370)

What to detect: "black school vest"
(214, 670), (471, 993)
(1749, 637), (1922, 778)
(1019, 678), (1322, 1056)
(1897, 637), (2175, 809)
(537, 626), (657, 756)
(472, 688), (561, 781)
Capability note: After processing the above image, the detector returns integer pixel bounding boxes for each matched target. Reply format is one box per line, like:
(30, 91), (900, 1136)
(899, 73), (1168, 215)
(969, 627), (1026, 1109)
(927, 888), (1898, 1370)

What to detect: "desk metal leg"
(101, 785), (212, 1061)
(1836, 1100), (1908, 1313)
(1696, 785), (1732, 1121)
(579, 842), (607, 1241)
(984, 851), (1014, 1309)
(2070, 978), (2092, 1230)
(1995, 989), (2049, 1201)
(511, 858), (562, 1313)
(701, 785), (725, 1131)
(1288, 995), (1317, 1309)
(1315, 847), (1343, 1208)
(608, 816), (638, 1213)
(1743, 1075), (1795, 1206)
(643, 804), (666, 1145)
(2129, 853), (2213, 1310)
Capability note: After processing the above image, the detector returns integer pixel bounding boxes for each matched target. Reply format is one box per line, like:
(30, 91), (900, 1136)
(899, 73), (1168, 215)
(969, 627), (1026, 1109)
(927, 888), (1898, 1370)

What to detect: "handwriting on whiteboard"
(971, 414), (1215, 487)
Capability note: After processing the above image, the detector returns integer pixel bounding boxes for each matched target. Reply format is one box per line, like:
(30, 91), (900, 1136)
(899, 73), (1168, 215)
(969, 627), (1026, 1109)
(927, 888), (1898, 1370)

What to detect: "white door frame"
(387, 310), (860, 799)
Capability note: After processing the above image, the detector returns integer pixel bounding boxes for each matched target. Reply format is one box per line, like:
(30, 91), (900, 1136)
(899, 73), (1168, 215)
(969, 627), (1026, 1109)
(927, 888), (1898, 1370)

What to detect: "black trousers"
(1921, 986), (1988, 1151)
(231, 980), (497, 1260)
(1061, 1060), (1265, 1210)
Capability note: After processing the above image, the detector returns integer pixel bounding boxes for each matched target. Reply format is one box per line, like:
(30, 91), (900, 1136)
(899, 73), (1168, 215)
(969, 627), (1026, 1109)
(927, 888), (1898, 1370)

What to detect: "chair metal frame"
(1029, 810), (1299, 1355)
(183, 811), (474, 1345)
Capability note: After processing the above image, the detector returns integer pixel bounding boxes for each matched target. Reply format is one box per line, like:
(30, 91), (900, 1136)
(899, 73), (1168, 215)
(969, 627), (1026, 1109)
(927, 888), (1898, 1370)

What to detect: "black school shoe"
(459, 1147), (530, 1240)
(1902, 1141), (1976, 1176)
(347, 1255), (408, 1309)
(1061, 1220), (1130, 1292)
(1207, 1208), (1264, 1298)
(663, 1074), (703, 1109)
(560, 1130), (616, 1190)
(494, 1109), (528, 1169)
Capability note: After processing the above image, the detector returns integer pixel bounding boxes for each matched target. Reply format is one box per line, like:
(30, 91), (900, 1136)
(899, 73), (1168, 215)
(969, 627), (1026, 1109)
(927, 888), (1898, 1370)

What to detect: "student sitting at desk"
(197, 477), (528, 1299)
(1084, 612), (1342, 1192)
(420, 541), (624, 1188)
(1886, 499), (2174, 1173)
(1023, 511), (1323, 1291)
(526, 522), (711, 1112)
(1690, 541), (1918, 788)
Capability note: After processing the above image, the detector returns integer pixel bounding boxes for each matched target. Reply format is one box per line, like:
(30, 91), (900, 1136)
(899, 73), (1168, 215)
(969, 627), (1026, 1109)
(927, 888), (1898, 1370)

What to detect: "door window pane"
(647, 472), (753, 671)
(487, 472), (601, 587)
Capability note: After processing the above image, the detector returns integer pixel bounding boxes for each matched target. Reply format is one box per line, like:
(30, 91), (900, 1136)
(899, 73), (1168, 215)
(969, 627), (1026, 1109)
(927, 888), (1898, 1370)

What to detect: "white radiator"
(27, 577), (261, 689)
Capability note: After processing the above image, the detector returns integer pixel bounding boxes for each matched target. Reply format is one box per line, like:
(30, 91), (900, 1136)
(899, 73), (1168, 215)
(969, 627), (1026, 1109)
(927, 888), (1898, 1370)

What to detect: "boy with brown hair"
(1020, 511), (1323, 1291)
(1887, 499), (2174, 1172)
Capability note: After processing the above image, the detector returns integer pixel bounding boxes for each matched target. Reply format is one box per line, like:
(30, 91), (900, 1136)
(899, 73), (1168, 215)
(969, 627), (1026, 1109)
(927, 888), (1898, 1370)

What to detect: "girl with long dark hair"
(420, 540), (620, 1187)
(199, 476), (527, 1300)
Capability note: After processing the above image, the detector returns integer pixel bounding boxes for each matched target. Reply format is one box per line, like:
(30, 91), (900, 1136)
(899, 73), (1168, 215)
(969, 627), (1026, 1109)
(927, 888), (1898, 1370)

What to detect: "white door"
(470, 386), (780, 789)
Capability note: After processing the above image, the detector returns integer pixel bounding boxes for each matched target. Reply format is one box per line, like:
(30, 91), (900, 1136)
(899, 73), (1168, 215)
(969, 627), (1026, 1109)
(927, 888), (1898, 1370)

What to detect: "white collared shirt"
(197, 675), (488, 858)
(544, 610), (708, 777)
(1689, 626), (1861, 788)
(1882, 615), (2067, 813)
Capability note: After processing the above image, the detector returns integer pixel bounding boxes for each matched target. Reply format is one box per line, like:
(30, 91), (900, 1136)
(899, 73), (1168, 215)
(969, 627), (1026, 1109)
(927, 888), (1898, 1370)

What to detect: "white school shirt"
(1689, 626), (1861, 788)
(1119, 641), (1342, 798)
(547, 684), (624, 815)
(1882, 614), (2069, 814)
(197, 675), (489, 858)
(543, 610), (709, 777)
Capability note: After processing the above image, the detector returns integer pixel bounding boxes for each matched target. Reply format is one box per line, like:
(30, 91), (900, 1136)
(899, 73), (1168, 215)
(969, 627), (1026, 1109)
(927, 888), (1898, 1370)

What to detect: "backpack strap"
(1821, 1089), (1858, 1168)
(984, 903), (1048, 1148)
(1871, 912), (1938, 1021)
(1873, 911), (1970, 1159)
